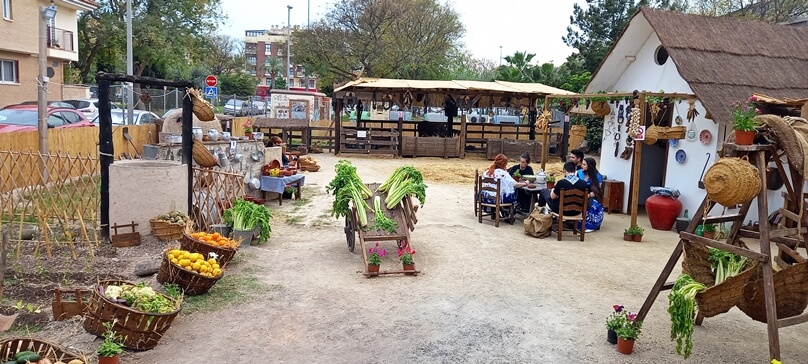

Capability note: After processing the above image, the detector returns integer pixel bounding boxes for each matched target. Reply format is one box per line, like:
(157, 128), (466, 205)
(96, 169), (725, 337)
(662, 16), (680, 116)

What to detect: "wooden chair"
(473, 169), (480, 217)
(550, 188), (588, 241)
(478, 176), (515, 227)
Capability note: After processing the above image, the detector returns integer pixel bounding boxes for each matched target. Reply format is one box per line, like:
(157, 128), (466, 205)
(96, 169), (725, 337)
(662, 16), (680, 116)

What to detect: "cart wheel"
(344, 215), (356, 252)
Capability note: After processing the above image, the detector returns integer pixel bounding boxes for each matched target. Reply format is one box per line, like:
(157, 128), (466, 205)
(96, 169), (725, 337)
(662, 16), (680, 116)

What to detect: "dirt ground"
(4, 153), (808, 363)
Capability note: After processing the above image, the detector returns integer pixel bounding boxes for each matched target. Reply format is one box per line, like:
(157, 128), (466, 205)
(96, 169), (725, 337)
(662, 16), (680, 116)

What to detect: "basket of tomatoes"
(180, 229), (239, 267)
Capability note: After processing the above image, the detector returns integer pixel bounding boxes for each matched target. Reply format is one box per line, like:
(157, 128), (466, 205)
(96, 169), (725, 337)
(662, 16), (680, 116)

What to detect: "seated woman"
(267, 136), (290, 166)
(577, 157), (604, 232)
(508, 152), (535, 213)
(481, 154), (528, 210)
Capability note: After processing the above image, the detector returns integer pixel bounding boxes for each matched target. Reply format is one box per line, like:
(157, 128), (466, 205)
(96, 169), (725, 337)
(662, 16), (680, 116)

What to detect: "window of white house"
(266, 78), (272, 85)
(0, 59), (18, 83)
(2, 0), (12, 20)
(308, 79), (315, 89)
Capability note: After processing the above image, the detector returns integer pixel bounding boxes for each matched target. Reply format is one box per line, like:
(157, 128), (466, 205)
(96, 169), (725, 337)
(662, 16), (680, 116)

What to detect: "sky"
(219, 0), (582, 66)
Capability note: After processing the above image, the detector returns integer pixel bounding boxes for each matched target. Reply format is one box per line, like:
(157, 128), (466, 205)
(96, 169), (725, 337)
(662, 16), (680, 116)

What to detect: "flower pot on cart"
(403, 263), (415, 275)
(616, 338), (635, 354)
(367, 264), (380, 275)
(607, 329), (618, 344)
(645, 194), (682, 231)
(98, 356), (120, 364)
(734, 130), (756, 145)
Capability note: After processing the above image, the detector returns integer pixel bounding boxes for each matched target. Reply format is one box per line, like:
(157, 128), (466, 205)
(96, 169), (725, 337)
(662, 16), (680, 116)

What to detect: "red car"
(0, 106), (95, 133)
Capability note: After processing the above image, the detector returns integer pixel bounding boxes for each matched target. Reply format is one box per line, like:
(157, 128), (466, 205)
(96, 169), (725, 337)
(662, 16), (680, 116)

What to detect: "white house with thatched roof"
(587, 7), (808, 223)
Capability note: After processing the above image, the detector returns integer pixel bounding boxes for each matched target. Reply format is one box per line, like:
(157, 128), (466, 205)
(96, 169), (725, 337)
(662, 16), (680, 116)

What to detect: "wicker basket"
(682, 241), (759, 317)
(590, 101), (611, 116)
(0, 338), (84, 363)
(187, 88), (215, 121)
(644, 125), (660, 145)
(661, 126), (686, 140)
(180, 231), (237, 267)
(150, 219), (185, 242)
(704, 157), (761, 206)
(156, 250), (223, 296)
(192, 139), (219, 168)
(737, 261), (808, 323)
(83, 280), (181, 351)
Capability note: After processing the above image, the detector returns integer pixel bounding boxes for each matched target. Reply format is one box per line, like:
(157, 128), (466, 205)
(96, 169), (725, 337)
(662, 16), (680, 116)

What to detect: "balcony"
(47, 28), (74, 52)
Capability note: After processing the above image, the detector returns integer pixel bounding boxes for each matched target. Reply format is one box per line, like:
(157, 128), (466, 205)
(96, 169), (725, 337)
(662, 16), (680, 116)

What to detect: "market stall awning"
(334, 78), (574, 96)
(494, 80), (575, 95)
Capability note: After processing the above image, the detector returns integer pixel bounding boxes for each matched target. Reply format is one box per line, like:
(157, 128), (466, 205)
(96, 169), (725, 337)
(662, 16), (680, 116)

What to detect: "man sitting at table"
(537, 161), (588, 215)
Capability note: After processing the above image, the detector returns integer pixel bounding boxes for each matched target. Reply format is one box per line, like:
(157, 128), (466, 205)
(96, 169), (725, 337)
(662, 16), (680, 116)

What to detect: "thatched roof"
(639, 8), (808, 124)
(334, 78), (573, 97)
(252, 118), (309, 129)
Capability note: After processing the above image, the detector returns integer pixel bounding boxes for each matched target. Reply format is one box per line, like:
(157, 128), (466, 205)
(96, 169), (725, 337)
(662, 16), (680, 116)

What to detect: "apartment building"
(0, 0), (97, 107)
(244, 27), (318, 92)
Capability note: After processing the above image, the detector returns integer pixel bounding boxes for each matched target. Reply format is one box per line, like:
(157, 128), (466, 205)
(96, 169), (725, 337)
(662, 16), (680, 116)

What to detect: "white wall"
(598, 33), (787, 224)
(50, 9), (79, 62)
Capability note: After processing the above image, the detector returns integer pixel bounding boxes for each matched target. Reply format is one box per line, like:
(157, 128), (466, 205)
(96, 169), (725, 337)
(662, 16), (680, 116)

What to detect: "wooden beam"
(637, 241), (683, 321)
(778, 312), (808, 328)
(459, 114), (467, 159)
(703, 213), (745, 224)
(545, 91), (696, 99)
(542, 96), (550, 170)
(776, 243), (806, 263)
(680, 232), (769, 261)
(754, 149), (781, 361)
(629, 95), (646, 227)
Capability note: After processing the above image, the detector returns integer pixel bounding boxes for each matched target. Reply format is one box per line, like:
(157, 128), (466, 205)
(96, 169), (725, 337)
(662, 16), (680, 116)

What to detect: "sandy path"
(128, 153), (808, 363)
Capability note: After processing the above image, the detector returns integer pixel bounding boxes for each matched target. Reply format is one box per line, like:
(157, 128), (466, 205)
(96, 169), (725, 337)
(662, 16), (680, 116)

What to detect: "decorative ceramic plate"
(675, 116), (683, 125)
(669, 139), (679, 148)
(700, 129), (712, 145)
(675, 149), (687, 164)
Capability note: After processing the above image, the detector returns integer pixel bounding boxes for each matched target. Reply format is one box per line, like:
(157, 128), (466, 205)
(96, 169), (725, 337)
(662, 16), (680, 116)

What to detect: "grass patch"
(292, 197), (311, 207)
(285, 215), (304, 224)
(229, 250), (254, 266)
(7, 323), (43, 335)
(181, 275), (278, 314)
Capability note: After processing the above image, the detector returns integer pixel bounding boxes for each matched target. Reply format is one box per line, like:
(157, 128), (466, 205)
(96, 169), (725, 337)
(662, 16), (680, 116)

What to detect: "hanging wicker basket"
(590, 101), (611, 116)
(644, 125), (660, 145)
(660, 126), (686, 140)
(156, 250), (223, 296)
(83, 280), (181, 351)
(682, 241), (759, 317)
(737, 261), (808, 323)
(192, 139), (219, 168)
(0, 338), (84, 363)
(703, 157), (761, 206)
(187, 88), (215, 121)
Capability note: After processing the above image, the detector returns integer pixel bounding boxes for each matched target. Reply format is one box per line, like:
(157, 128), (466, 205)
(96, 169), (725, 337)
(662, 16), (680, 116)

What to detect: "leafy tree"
(563, 0), (686, 73)
(218, 72), (257, 97)
(686, 0), (808, 22)
(75, 0), (223, 84)
(273, 77), (287, 90)
(262, 57), (285, 90)
(291, 0), (464, 84)
(202, 35), (247, 76)
(560, 71), (592, 93)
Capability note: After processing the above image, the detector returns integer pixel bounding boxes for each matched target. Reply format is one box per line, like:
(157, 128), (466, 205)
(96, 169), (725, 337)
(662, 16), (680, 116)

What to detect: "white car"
(64, 99), (120, 120)
(92, 110), (161, 125)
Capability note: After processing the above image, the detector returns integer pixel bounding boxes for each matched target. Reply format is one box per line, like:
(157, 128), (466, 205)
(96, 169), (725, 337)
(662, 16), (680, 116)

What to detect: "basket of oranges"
(157, 248), (224, 295)
(181, 227), (239, 266)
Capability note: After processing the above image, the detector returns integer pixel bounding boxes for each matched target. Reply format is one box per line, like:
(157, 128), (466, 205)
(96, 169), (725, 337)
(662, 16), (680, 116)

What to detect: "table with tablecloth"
(260, 174), (305, 205)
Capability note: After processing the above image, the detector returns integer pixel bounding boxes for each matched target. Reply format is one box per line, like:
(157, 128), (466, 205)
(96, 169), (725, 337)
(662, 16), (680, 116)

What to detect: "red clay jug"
(645, 194), (682, 231)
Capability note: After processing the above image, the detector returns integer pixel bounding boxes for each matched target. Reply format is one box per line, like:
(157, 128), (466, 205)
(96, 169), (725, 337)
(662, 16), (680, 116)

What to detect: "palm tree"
(263, 57), (284, 91)
(502, 51), (536, 82)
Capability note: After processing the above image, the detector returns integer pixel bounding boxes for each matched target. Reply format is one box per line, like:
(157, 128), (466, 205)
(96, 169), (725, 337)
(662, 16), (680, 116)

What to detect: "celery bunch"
(378, 166), (427, 209)
(327, 160), (372, 227)
(668, 274), (706, 359)
(708, 248), (748, 285)
(370, 196), (398, 233)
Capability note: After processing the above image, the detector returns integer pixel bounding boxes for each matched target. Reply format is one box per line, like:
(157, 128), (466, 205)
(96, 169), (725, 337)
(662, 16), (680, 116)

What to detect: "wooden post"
(335, 98), (343, 155)
(629, 94), (646, 227)
(397, 113), (403, 157)
(541, 96), (550, 171)
(98, 78), (113, 243)
(460, 114), (466, 159)
(755, 150), (781, 361)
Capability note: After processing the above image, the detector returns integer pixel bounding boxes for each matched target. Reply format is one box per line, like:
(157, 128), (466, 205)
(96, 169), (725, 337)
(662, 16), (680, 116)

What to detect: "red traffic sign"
(205, 75), (218, 87)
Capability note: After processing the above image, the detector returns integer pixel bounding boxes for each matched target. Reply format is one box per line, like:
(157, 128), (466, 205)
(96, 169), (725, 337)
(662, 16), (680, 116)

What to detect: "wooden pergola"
(542, 91), (699, 227)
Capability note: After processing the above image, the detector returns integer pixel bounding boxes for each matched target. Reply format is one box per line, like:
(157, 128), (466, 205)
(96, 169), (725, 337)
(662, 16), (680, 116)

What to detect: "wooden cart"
(344, 183), (420, 277)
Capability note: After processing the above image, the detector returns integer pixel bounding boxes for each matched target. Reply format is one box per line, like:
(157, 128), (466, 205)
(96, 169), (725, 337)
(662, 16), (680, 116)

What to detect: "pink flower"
(755, 108), (761, 114)
(628, 313), (637, 321)
(613, 305), (624, 312)
(749, 95), (757, 101)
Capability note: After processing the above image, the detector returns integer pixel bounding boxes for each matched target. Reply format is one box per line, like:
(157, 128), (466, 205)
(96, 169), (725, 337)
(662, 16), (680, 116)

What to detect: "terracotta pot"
(734, 130), (756, 145)
(607, 329), (618, 344)
(617, 337), (635, 355)
(246, 132), (253, 140)
(546, 181), (555, 189)
(98, 356), (120, 364)
(403, 263), (415, 275)
(632, 234), (643, 242)
(646, 195), (682, 230)
(702, 231), (715, 240)
(623, 234), (633, 241)
(367, 264), (380, 274)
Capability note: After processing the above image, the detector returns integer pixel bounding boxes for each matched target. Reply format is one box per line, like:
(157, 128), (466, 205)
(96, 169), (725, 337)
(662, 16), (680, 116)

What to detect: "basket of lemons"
(156, 248), (224, 295)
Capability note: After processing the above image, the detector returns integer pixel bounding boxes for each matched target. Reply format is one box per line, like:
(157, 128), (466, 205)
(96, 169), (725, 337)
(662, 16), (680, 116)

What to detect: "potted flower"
(702, 223), (717, 239)
(512, 169), (522, 181)
(623, 228), (633, 241)
(628, 225), (644, 242)
(398, 244), (416, 275)
(283, 186), (296, 200)
(615, 312), (643, 355)
(731, 96), (760, 145)
(223, 198), (273, 246)
(367, 242), (387, 275)
(605, 305), (627, 344)
(97, 321), (124, 364)
(243, 120), (253, 139)
(545, 174), (556, 189)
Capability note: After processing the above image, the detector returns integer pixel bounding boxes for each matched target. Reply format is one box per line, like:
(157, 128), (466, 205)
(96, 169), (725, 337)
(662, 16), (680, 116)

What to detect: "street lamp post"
(38, 4), (57, 156)
(305, 0), (309, 91)
(287, 5), (292, 91)
(499, 45), (503, 67)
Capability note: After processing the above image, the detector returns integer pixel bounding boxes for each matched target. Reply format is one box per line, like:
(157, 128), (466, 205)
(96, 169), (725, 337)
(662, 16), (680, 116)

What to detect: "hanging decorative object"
(628, 98), (642, 138)
(537, 110), (551, 131)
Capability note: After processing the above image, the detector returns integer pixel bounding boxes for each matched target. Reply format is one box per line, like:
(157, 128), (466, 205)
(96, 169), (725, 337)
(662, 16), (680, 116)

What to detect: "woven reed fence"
(0, 125), (157, 161)
(0, 151), (100, 258)
(190, 167), (245, 231)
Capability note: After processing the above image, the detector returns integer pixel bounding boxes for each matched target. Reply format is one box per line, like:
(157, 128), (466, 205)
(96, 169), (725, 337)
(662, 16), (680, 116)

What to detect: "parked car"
(63, 99), (120, 120)
(2, 101), (77, 110)
(0, 106), (94, 133)
(224, 99), (249, 116)
(92, 110), (161, 126)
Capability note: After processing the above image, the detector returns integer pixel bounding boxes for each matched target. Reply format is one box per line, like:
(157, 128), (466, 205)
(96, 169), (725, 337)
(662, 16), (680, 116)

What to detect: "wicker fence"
(0, 151), (100, 258)
(190, 168), (245, 231)
(0, 125), (157, 160)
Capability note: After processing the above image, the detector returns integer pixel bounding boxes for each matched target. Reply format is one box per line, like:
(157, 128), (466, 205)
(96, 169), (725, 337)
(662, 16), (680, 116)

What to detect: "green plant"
(284, 186), (297, 195)
(545, 174), (556, 183)
(606, 304), (627, 331)
(398, 244), (415, 265)
(701, 223), (717, 233)
(97, 321), (124, 357)
(512, 169), (521, 178)
(731, 96), (760, 131)
(708, 248), (748, 285)
(367, 242), (386, 266)
(615, 312), (643, 340)
(627, 225), (644, 235)
(668, 274), (706, 359)
(243, 120), (253, 133)
(223, 198), (273, 243)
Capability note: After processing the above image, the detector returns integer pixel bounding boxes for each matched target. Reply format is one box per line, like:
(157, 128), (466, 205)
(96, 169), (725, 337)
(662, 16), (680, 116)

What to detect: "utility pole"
(126, 0), (134, 124)
(499, 46), (503, 67)
(305, 0), (310, 91)
(287, 5), (293, 91)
